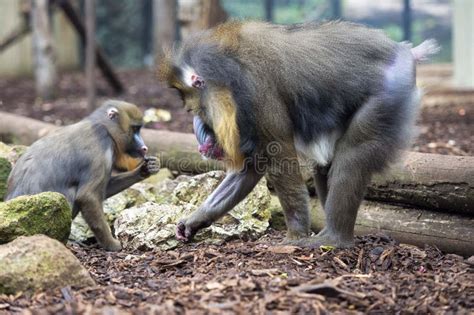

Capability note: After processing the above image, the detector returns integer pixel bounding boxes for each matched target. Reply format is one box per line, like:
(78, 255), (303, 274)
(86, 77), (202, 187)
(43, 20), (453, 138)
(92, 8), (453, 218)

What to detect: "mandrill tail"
(411, 39), (441, 63)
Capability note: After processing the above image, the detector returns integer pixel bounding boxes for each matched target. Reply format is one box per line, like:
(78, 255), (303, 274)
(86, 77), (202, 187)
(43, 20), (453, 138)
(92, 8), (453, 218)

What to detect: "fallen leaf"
(250, 268), (279, 276)
(205, 281), (225, 290)
(268, 245), (298, 254)
(320, 245), (335, 252)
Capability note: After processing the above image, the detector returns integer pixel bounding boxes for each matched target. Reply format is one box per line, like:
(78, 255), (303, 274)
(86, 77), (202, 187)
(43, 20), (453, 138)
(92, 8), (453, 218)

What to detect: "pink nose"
(141, 145), (148, 154)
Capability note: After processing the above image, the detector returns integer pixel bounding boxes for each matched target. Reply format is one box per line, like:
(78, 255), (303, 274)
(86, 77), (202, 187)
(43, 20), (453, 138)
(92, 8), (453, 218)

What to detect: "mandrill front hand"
(175, 214), (212, 242)
(139, 156), (160, 178)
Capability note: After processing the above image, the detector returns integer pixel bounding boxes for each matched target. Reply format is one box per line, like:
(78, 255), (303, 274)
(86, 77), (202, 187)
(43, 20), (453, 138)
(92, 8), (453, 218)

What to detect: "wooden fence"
(0, 0), (79, 77)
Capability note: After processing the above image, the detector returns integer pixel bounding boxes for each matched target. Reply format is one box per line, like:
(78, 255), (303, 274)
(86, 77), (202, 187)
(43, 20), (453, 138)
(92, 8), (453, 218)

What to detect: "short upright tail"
(411, 39), (441, 63)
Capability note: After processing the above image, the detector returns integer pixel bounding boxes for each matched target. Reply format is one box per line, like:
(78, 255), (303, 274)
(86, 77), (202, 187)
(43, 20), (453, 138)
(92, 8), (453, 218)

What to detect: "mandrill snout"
(193, 116), (224, 160)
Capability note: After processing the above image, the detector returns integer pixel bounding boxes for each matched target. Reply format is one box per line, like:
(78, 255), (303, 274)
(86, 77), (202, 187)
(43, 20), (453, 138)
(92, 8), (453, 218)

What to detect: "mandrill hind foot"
(100, 238), (122, 252)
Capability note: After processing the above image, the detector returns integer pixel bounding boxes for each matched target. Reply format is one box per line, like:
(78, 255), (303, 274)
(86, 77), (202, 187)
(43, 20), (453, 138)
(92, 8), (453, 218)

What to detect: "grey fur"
(169, 21), (435, 248)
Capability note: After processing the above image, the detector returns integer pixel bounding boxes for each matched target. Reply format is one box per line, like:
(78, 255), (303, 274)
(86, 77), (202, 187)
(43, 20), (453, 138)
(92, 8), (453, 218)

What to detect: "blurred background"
(0, 0), (472, 155)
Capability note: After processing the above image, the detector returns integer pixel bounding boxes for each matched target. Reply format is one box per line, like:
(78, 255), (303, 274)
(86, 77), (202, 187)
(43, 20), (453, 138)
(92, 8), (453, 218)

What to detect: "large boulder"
(115, 171), (272, 250)
(115, 203), (188, 250)
(0, 192), (71, 244)
(0, 235), (94, 294)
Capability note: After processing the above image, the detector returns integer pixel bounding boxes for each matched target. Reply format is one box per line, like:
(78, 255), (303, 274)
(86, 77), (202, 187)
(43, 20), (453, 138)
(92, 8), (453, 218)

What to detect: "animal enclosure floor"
(1, 230), (472, 314)
(0, 66), (472, 314)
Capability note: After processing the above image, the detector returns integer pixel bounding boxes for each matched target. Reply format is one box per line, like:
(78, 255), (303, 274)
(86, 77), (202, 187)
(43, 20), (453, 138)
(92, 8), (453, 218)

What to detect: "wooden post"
(179, 0), (227, 40)
(85, 0), (96, 110)
(153, 0), (178, 63)
(31, 0), (58, 100)
(402, 0), (412, 42)
(264, 0), (274, 22)
(453, 0), (474, 88)
(331, 0), (341, 19)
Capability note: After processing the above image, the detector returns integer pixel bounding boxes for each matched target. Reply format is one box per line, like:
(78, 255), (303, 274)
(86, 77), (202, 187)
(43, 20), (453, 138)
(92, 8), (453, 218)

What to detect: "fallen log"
(0, 111), (224, 174)
(368, 154), (473, 215)
(270, 196), (474, 257)
(0, 111), (472, 215)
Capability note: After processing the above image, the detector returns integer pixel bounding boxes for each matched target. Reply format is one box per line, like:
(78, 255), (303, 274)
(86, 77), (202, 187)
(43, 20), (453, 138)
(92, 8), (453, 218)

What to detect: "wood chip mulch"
(1, 230), (472, 314)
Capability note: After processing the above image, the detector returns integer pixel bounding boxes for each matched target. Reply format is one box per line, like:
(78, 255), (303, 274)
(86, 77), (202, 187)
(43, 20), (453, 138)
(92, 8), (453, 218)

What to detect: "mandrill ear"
(191, 74), (205, 89)
(107, 107), (119, 120)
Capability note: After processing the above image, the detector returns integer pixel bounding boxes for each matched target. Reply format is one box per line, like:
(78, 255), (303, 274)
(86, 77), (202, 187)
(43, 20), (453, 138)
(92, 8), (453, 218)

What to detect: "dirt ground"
(0, 69), (473, 314)
(1, 231), (473, 314)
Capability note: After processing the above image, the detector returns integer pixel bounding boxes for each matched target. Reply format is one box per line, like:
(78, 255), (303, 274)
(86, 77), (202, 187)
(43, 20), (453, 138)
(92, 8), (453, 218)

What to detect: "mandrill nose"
(141, 145), (148, 155)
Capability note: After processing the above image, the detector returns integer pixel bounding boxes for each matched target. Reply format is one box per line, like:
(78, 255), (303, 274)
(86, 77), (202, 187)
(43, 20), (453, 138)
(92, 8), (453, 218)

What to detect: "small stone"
(465, 255), (474, 266)
(369, 246), (385, 261)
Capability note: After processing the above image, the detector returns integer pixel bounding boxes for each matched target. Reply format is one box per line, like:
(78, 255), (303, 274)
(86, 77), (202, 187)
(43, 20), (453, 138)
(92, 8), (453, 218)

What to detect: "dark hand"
(139, 156), (160, 178)
(176, 216), (211, 242)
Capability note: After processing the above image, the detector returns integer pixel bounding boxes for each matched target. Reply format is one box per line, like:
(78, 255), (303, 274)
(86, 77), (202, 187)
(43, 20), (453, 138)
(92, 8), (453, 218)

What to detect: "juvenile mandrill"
(6, 100), (159, 251)
(159, 21), (439, 248)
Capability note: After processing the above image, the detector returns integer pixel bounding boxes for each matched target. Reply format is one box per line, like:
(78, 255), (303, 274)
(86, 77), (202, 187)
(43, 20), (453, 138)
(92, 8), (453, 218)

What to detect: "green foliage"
(0, 158), (11, 202)
(383, 24), (403, 42)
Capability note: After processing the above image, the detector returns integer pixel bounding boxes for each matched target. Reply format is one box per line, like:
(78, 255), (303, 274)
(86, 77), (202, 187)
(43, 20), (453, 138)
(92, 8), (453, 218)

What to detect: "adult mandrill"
(159, 21), (439, 248)
(6, 100), (159, 251)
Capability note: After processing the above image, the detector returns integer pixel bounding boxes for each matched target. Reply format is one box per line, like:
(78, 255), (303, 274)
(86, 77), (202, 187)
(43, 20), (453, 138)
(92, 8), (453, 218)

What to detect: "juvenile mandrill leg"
(176, 167), (264, 241)
(106, 156), (159, 198)
(268, 159), (311, 241)
(78, 197), (122, 251)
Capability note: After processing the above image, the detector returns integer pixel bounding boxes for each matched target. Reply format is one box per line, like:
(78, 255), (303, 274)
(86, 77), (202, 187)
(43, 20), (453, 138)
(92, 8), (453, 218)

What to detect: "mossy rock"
(0, 235), (94, 294)
(0, 192), (72, 244)
(0, 157), (11, 201)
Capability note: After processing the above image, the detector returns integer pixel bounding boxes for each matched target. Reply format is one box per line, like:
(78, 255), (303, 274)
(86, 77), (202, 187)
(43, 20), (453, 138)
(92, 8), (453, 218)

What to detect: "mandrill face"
(158, 60), (231, 163)
(157, 38), (253, 171)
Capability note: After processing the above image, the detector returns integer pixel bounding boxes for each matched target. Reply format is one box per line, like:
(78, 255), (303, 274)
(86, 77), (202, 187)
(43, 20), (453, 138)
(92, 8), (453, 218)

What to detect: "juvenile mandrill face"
(103, 102), (149, 171)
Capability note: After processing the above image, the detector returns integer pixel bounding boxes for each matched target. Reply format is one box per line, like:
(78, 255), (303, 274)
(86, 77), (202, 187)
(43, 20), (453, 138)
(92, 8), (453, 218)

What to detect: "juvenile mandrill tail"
(411, 39), (441, 63)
